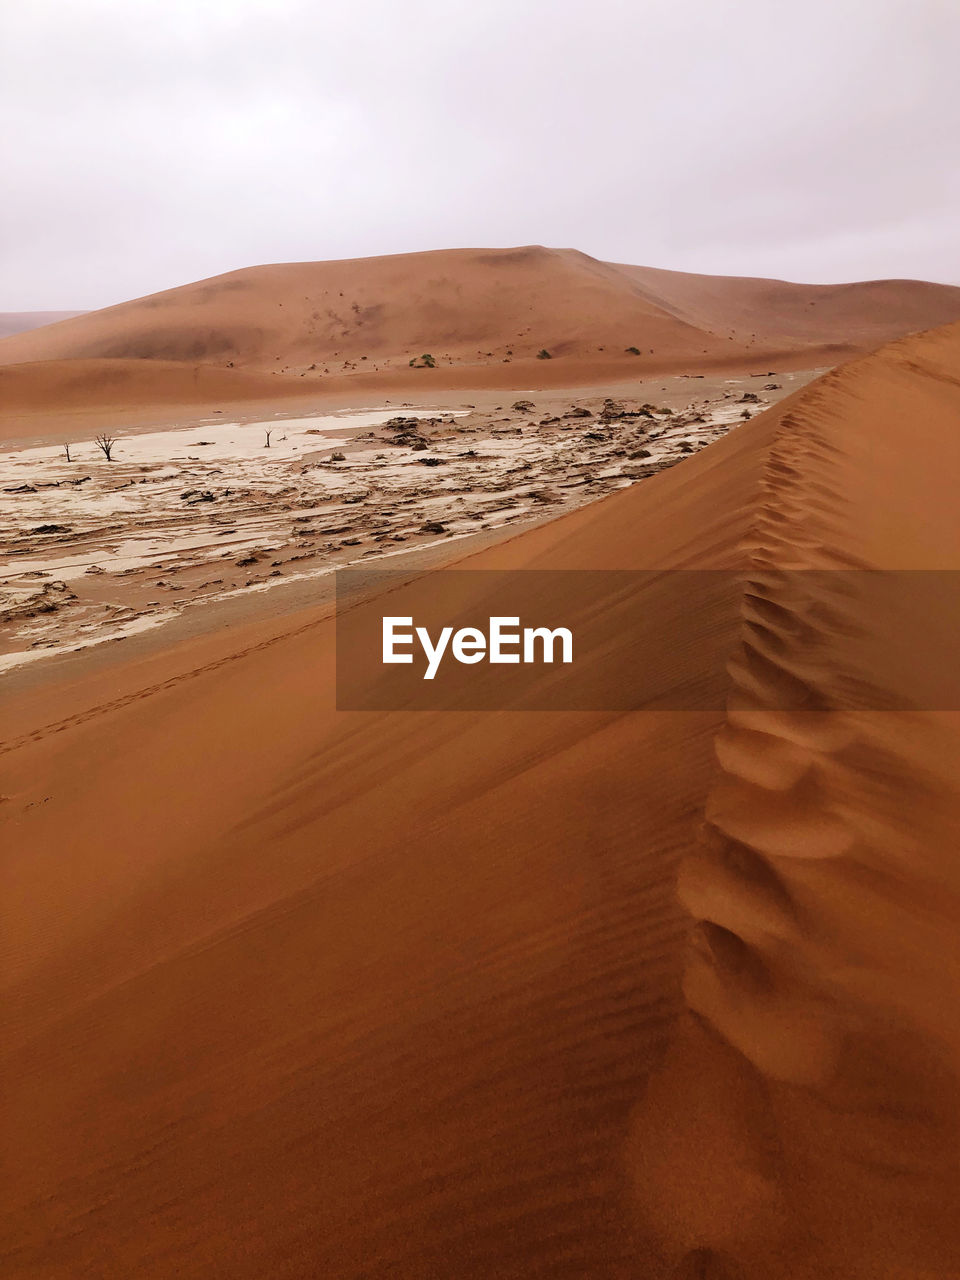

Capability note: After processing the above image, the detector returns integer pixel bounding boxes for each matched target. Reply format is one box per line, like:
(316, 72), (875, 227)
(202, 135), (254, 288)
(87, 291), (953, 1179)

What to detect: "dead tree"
(63, 443), (71, 462)
(94, 433), (117, 461)
(264, 430), (272, 448)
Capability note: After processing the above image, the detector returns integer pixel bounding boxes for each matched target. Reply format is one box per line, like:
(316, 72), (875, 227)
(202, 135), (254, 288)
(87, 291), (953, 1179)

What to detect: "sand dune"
(617, 262), (960, 349)
(3, 247), (959, 382)
(2, 322), (959, 1277)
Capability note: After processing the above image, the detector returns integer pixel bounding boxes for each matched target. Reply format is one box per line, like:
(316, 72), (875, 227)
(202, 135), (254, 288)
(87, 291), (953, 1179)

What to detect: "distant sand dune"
(1, 322), (959, 1276)
(6, 247), (960, 433)
(2, 245), (959, 378)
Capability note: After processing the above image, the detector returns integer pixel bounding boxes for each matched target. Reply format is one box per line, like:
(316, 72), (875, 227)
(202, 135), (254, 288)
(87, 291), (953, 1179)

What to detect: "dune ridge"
(633, 325), (960, 1277)
(2, 324), (959, 1277)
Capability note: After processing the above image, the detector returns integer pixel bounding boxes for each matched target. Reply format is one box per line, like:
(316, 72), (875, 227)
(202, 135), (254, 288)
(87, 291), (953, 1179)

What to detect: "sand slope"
(2, 322), (960, 1277)
(3, 246), (959, 377)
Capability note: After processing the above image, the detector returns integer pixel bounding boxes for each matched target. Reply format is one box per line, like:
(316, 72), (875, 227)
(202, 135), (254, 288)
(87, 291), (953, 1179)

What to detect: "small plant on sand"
(625, 346), (642, 355)
(536, 348), (552, 360)
(94, 433), (117, 461)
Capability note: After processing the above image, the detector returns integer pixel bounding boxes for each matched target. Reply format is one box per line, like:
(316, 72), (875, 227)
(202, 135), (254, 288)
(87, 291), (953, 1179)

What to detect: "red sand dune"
(2, 322), (960, 1277)
(3, 246), (960, 379)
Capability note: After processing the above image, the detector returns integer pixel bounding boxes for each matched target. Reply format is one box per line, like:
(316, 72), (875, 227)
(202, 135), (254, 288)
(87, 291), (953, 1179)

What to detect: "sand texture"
(2, 321), (960, 1277)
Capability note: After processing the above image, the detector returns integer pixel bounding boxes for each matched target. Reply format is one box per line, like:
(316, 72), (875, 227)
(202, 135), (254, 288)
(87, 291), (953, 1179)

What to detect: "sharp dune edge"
(2, 323), (960, 1277)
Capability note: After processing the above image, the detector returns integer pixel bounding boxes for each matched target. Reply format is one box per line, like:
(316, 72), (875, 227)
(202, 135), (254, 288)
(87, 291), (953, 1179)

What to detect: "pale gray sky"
(2, 0), (958, 310)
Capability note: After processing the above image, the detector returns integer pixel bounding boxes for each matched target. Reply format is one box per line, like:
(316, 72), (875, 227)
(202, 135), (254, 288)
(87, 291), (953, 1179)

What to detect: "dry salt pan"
(0, 382), (805, 671)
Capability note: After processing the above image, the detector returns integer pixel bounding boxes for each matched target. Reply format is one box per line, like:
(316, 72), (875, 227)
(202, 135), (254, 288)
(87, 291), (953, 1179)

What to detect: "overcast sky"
(2, 0), (958, 310)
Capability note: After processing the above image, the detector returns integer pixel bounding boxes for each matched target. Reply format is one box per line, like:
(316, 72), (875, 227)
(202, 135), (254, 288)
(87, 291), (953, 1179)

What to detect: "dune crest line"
(631, 327), (960, 1279)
